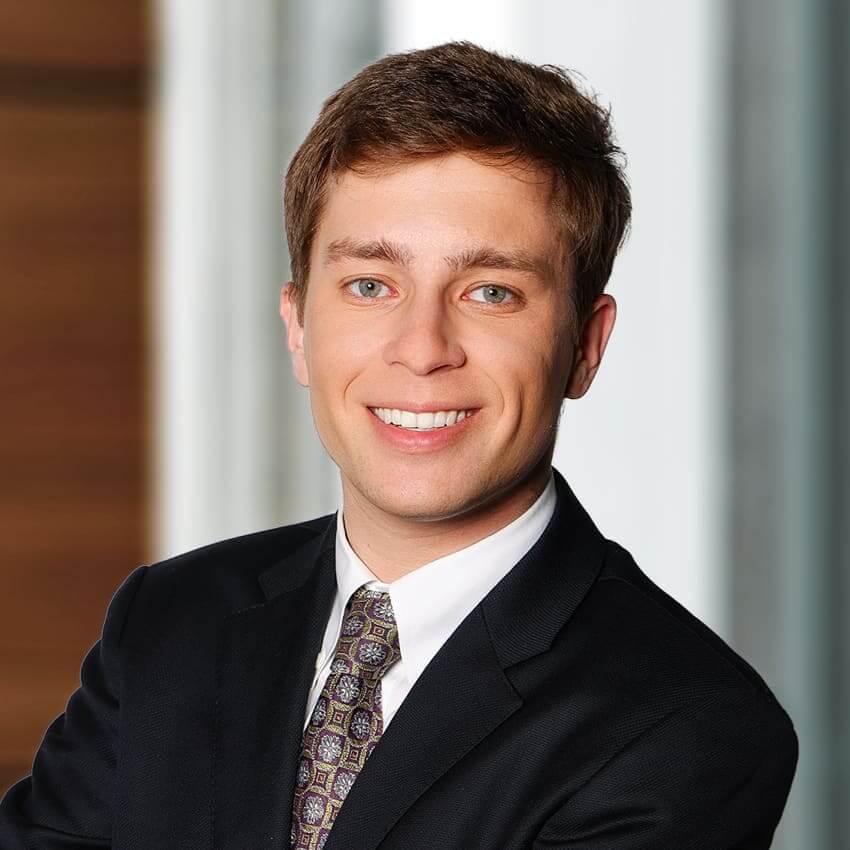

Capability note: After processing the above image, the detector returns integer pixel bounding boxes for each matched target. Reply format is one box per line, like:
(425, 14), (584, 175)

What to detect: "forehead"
(311, 153), (564, 265)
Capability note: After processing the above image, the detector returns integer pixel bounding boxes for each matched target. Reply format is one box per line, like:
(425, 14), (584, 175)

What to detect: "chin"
(361, 476), (481, 523)
(383, 492), (467, 522)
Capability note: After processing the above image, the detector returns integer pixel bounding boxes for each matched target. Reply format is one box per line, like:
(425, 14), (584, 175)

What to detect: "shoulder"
(529, 538), (799, 845)
(122, 513), (334, 627)
(582, 539), (795, 735)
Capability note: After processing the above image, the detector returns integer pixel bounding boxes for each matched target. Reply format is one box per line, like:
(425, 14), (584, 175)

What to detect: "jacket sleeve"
(0, 564), (148, 849)
(533, 691), (799, 850)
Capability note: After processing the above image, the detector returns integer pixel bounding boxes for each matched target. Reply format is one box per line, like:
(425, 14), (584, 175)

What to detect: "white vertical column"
(153, 0), (379, 561)
(153, 0), (322, 559)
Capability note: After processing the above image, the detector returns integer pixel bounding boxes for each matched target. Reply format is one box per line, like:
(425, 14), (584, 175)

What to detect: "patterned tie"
(290, 586), (401, 849)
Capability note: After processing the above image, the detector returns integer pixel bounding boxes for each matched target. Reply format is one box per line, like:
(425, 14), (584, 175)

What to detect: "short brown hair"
(284, 41), (631, 329)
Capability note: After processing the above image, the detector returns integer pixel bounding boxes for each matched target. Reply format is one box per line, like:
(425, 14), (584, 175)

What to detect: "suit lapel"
(482, 467), (608, 671)
(212, 517), (338, 850)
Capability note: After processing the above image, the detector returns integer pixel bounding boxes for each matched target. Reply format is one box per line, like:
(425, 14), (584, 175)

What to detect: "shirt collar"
(331, 467), (557, 690)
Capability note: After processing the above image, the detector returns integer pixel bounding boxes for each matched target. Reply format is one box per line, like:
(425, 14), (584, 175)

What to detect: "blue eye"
(468, 284), (514, 304)
(347, 278), (391, 299)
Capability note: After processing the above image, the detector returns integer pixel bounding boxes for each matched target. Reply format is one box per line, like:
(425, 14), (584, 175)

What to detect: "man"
(1, 41), (797, 849)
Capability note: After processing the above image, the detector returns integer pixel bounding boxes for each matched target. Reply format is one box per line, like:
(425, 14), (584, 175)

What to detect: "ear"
(279, 282), (310, 388)
(565, 293), (617, 399)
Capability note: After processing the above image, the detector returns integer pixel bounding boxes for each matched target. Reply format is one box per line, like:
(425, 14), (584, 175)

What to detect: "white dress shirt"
(302, 468), (557, 732)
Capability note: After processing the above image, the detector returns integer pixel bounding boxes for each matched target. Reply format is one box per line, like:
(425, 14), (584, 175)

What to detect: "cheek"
(483, 327), (568, 408)
(304, 312), (379, 399)
(307, 333), (347, 381)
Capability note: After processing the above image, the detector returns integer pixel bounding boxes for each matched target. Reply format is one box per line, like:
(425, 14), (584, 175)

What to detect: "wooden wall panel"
(0, 2), (149, 793)
(0, 2), (146, 68)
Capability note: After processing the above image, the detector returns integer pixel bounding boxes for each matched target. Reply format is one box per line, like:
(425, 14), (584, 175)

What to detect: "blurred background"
(0, 0), (846, 846)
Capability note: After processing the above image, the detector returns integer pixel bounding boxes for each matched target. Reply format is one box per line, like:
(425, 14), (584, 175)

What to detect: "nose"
(382, 293), (466, 375)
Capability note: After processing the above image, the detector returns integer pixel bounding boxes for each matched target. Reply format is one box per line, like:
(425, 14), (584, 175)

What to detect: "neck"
(340, 453), (553, 583)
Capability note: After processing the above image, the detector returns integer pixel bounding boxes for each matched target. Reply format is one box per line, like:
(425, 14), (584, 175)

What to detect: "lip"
(366, 406), (478, 453)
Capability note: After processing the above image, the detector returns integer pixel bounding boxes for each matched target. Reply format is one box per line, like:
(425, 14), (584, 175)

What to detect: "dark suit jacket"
(0, 467), (798, 849)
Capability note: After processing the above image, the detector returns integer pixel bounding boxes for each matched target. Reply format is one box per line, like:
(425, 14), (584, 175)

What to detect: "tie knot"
(332, 586), (400, 678)
(349, 585), (395, 623)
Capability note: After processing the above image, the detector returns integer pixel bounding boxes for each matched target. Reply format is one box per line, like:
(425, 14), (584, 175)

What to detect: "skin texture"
(280, 152), (616, 581)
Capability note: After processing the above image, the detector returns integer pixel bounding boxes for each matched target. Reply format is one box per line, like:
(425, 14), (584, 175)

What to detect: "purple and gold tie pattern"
(290, 586), (401, 849)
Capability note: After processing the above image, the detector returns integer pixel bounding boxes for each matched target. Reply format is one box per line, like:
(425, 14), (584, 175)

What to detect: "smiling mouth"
(368, 407), (477, 431)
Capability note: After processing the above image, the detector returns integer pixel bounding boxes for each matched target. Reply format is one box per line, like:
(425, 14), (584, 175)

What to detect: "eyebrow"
(324, 237), (413, 268)
(323, 237), (554, 280)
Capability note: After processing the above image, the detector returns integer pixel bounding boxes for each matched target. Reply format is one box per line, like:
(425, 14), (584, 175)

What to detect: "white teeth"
(370, 407), (474, 430)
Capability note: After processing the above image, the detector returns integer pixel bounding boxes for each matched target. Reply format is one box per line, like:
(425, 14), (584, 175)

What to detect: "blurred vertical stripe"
(727, 0), (849, 846)
(152, 0), (382, 560)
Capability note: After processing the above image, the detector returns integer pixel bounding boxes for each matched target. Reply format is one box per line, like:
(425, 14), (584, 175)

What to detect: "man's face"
(281, 152), (610, 522)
